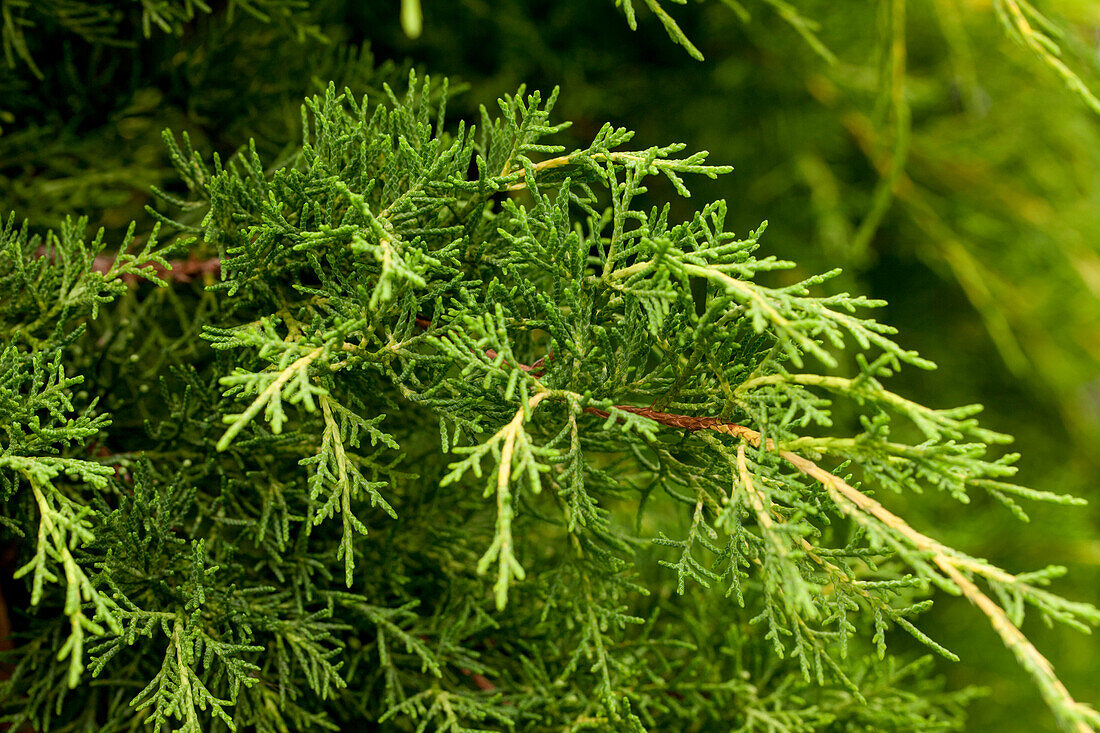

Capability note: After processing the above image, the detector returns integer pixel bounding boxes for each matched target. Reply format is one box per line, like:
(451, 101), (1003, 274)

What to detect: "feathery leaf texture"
(0, 74), (1096, 732)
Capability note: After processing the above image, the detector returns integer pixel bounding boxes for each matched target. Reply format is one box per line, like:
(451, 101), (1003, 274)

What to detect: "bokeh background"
(2, 1), (1098, 729)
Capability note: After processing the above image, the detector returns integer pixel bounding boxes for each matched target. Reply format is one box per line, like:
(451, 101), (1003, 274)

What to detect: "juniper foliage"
(0, 0), (323, 78)
(1, 69), (1098, 732)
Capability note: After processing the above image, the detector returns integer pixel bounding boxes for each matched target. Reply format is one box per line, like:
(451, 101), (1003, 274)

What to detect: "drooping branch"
(584, 403), (1099, 733)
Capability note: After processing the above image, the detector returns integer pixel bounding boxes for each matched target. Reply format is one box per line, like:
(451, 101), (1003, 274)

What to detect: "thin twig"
(505, 151), (650, 191)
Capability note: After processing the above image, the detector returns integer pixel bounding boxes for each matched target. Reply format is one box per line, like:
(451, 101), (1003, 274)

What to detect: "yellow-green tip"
(401, 0), (423, 40)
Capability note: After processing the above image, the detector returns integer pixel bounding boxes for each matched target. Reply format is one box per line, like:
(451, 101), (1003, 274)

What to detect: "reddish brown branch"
(460, 668), (496, 691)
(35, 246), (222, 284)
(582, 405), (738, 433)
(96, 253), (221, 284)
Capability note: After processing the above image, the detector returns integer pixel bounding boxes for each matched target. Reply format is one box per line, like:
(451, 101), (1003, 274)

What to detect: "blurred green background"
(2, 1), (1098, 729)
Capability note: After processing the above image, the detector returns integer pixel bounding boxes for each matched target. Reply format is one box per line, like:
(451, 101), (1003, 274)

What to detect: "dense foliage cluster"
(1, 2), (1098, 732)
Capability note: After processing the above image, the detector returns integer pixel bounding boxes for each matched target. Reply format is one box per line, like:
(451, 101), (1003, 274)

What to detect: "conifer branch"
(5, 65), (1096, 731)
(504, 149), (727, 192)
(443, 391), (550, 610)
(215, 345), (326, 451)
(994, 0), (1100, 115)
(586, 403), (1100, 733)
